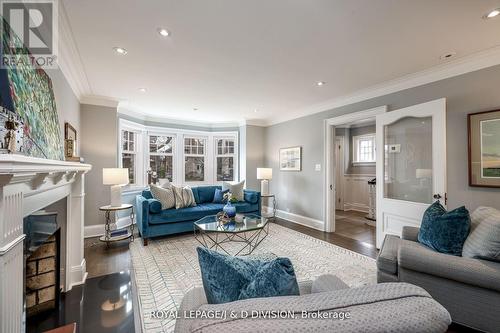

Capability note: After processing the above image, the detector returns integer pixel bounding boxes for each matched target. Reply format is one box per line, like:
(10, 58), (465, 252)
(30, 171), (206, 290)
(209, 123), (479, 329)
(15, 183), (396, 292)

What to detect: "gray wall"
(81, 104), (118, 226)
(265, 64), (500, 221)
(47, 69), (81, 155)
(245, 125), (266, 191)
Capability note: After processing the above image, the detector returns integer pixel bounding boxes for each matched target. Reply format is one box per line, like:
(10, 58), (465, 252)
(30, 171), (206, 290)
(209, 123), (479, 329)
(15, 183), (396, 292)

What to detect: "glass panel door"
(383, 116), (433, 204)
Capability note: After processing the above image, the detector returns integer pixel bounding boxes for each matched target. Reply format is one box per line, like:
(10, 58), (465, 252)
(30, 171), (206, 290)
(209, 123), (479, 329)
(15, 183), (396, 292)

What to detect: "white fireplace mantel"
(0, 154), (91, 332)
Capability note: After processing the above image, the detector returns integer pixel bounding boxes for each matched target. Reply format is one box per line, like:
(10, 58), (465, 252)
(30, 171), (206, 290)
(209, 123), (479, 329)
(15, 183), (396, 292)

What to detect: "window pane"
(185, 157), (204, 181)
(149, 155), (173, 182)
(217, 157), (234, 181)
(150, 135), (173, 153)
(384, 116), (432, 203)
(122, 153), (135, 184)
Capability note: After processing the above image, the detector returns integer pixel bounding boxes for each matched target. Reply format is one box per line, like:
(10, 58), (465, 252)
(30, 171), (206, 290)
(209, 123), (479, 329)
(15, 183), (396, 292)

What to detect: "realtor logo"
(0, 0), (58, 68)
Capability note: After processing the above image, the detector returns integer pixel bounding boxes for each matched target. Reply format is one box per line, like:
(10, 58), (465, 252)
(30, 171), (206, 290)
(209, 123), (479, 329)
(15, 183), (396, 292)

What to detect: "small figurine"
(4, 114), (18, 153)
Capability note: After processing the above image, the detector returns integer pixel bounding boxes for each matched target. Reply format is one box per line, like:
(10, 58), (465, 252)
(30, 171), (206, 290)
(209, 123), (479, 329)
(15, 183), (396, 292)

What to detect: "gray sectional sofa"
(175, 274), (451, 333)
(377, 226), (500, 332)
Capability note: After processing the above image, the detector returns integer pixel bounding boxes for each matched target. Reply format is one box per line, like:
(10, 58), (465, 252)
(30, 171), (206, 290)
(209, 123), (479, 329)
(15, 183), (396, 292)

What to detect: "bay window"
(118, 119), (238, 187)
(215, 138), (235, 181)
(149, 135), (174, 182)
(184, 137), (206, 182)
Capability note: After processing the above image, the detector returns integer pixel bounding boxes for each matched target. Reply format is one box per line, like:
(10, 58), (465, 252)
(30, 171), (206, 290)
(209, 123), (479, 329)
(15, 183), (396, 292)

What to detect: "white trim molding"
(324, 106), (387, 233)
(262, 206), (324, 231)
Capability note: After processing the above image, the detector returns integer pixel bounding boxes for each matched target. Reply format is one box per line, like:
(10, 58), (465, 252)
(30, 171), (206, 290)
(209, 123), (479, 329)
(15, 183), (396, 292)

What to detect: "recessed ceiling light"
(317, 81), (325, 86)
(440, 52), (456, 60)
(254, 109), (258, 113)
(138, 88), (147, 93)
(158, 28), (170, 37)
(484, 8), (500, 19)
(113, 47), (127, 55)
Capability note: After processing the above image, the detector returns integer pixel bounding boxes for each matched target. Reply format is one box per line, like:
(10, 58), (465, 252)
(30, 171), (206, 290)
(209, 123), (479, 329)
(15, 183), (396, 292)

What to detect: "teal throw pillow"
(197, 247), (299, 304)
(418, 201), (471, 256)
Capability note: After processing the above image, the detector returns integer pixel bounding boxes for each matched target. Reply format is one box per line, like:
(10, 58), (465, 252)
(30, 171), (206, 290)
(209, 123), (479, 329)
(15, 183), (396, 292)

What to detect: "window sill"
(352, 162), (376, 167)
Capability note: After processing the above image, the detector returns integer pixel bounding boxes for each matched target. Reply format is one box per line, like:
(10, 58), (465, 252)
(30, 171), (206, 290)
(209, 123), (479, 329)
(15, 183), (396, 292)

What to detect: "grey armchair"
(377, 226), (500, 333)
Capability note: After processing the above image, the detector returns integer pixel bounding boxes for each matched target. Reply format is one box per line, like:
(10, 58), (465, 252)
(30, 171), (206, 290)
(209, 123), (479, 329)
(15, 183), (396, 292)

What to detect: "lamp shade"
(257, 168), (272, 180)
(103, 168), (129, 185)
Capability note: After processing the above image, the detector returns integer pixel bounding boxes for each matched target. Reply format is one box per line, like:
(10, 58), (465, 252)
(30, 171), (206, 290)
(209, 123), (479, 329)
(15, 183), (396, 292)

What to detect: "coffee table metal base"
(194, 223), (269, 256)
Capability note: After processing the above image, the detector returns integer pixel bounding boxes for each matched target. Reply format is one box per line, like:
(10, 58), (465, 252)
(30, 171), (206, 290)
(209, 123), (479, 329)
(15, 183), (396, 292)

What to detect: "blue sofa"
(136, 185), (261, 245)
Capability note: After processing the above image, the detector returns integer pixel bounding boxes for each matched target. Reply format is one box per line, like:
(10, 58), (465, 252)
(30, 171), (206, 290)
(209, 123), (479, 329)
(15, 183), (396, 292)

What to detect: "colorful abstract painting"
(0, 18), (63, 160)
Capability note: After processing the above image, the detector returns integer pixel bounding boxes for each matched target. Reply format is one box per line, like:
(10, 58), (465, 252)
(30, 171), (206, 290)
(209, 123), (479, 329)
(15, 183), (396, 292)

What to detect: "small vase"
(223, 201), (236, 218)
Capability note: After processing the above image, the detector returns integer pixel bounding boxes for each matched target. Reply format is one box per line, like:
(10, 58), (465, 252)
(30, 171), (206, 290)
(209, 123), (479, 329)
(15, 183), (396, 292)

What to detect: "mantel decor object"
(468, 109), (500, 188)
(0, 107), (24, 154)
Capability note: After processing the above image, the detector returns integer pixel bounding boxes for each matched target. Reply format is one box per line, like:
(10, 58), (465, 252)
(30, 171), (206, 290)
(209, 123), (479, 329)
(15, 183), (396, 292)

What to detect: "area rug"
(130, 223), (377, 333)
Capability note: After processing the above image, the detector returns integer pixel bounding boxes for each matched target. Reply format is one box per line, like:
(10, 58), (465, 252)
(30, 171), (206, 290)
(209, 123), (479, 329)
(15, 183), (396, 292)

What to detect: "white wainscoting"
(342, 174), (375, 213)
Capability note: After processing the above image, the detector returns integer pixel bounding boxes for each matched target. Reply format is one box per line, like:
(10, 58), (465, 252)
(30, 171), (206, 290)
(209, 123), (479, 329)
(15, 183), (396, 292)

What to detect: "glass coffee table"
(194, 213), (269, 256)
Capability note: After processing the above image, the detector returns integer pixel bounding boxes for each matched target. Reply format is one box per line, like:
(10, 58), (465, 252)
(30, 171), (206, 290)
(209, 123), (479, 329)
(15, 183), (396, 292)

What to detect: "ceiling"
(62, 0), (500, 126)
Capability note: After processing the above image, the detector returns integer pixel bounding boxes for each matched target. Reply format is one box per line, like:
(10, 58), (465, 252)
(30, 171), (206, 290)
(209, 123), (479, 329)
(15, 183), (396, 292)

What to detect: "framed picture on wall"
(468, 109), (500, 187)
(280, 146), (302, 171)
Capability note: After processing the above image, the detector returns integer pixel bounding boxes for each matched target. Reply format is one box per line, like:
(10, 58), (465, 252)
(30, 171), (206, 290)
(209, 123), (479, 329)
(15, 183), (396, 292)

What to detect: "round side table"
(99, 204), (135, 246)
(261, 194), (276, 220)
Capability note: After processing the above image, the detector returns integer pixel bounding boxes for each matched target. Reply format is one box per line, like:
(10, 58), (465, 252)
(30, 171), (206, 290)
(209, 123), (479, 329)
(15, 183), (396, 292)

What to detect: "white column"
(0, 179), (25, 333)
(66, 172), (87, 291)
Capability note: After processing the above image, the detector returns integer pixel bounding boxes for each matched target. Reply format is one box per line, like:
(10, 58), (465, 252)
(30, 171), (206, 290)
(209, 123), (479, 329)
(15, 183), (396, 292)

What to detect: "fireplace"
(24, 211), (61, 317)
(0, 155), (91, 331)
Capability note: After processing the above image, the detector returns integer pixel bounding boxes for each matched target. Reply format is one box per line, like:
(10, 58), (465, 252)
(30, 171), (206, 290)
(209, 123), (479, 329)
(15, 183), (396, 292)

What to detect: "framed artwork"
(468, 109), (500, 187)
(280, 146), (302, 171)
(65, 122), (77, 141)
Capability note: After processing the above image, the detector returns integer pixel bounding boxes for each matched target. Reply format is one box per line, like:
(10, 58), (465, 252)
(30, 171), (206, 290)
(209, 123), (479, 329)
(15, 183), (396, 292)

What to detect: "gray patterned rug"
(130, 223), (377, 333)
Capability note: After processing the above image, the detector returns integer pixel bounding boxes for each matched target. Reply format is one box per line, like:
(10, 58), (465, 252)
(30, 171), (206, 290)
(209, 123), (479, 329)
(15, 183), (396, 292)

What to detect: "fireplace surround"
(0, 155), (91, 332)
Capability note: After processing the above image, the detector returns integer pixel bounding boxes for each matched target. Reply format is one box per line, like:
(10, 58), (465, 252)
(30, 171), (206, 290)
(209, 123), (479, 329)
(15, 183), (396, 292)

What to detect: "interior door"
(376, 99), (446, 248)
(335, 136), (344, 210)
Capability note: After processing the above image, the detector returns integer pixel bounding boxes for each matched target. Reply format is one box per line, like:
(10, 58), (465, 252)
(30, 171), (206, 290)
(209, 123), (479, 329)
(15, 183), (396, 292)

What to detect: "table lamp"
(103, 168), (129, 207)
(257, 168), (272, 195)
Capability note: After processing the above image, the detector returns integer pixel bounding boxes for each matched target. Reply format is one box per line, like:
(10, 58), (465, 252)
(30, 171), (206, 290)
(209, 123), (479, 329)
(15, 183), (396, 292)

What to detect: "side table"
(99, 204), (135, 246)
(261, 194), (276, 220)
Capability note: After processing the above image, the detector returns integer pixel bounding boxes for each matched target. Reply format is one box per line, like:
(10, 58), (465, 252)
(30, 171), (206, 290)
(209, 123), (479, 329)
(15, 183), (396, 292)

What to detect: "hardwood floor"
(56, 218), (475, 333)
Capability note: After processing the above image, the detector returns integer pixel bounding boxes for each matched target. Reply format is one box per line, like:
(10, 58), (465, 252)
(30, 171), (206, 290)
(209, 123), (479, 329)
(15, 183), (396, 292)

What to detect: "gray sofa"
(377, 226), (500, 333)
(175, 274), (451, 333)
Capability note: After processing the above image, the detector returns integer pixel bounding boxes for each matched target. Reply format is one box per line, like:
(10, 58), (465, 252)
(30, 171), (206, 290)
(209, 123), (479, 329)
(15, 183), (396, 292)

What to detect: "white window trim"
(118, 118), (239, 188)
(352, 133), (376, 165)
(118, 123), (144, 188)
(214, 136), (238, 182)
(147, 131), (177, 183)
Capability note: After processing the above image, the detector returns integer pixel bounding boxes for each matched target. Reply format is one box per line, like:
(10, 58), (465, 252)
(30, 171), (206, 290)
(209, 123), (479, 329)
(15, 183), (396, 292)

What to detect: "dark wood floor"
(67, 217), (474, 333)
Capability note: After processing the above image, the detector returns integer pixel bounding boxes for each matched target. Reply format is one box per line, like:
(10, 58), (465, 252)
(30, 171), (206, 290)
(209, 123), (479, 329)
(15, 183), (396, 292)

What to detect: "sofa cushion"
(418, 201), (470, 256)
(398, 239), (500, 293)
(149, 203), (224, 224)
(196, 186), (219, 204)
(212, 188), (229, 203)
(462, 206), (500, 262)
(244, 190), (259, 204)
(141, 190), (153, 199)
(197, 247), (299, 304)
(150, 184), (175, 210)
(222, 180), (245, 201)
(233, 202), (258, 213)
(147, 199), (162, 214)
(377, 234), (400, 275)
(172, 185), (197, 209)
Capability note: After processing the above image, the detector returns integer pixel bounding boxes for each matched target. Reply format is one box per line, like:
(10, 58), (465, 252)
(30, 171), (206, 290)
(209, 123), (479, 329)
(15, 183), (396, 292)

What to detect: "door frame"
(334, 136), (345, 210)
(324, 105), (388, 232)
(375, 98), (447, 248)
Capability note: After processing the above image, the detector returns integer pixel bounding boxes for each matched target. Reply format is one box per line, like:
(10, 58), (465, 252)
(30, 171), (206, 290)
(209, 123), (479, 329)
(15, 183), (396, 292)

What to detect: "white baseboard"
(84, 216), (133, 238)
(343, 203), (370, 213)
(263, 206), (324, 231)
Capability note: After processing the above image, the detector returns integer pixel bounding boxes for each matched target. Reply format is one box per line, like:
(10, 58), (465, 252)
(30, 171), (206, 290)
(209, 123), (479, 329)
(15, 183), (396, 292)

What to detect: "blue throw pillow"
(147, 199), (162, 214)
(197, 247), (300, 304)
(212, 189), (229, 203)
(418, 201), (471, 256)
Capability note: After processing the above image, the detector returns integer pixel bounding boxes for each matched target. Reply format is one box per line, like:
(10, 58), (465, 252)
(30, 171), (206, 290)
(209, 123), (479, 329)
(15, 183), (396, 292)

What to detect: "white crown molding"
(81, 94), (120, 108)
(58, 1), (92, 99)
(264, 45), (500, 126)
(118, 107), (245, 129)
